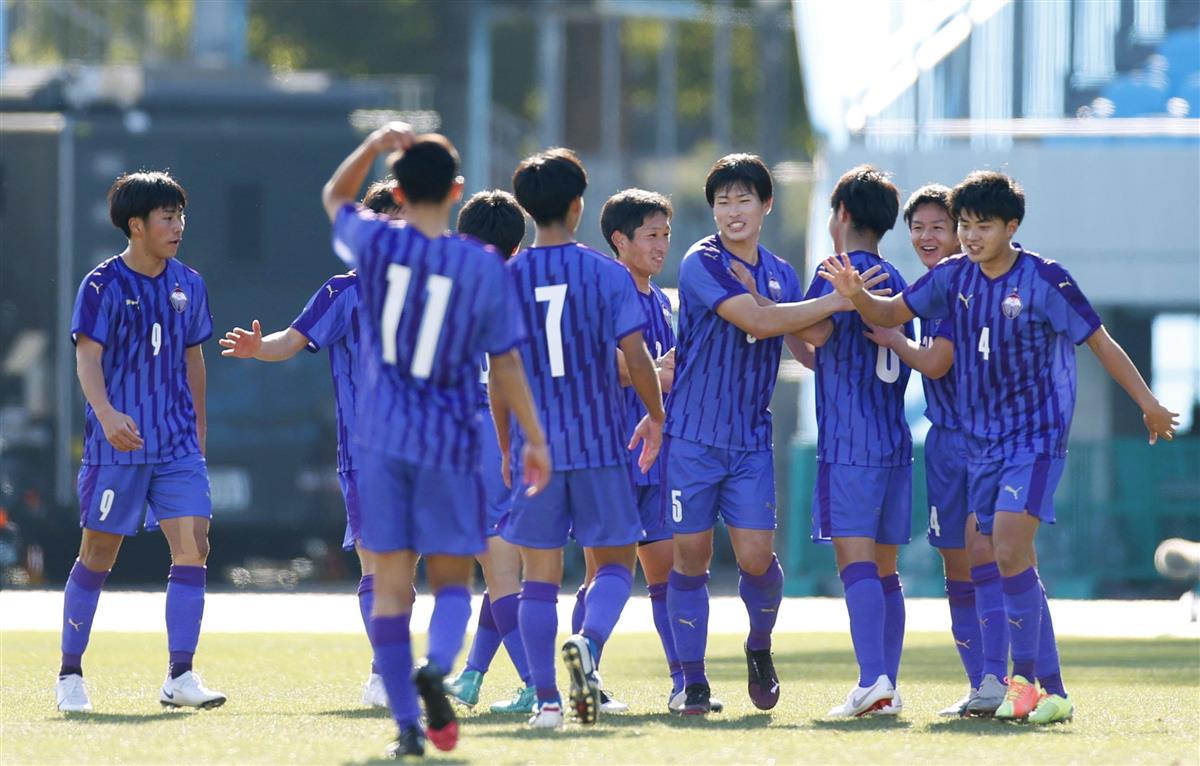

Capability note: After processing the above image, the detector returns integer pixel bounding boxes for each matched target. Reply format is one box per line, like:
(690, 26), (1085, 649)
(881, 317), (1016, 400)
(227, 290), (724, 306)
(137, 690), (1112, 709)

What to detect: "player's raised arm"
(321, 121), (414, 222)
(620, 330), (665, 473)
(864, 324), (953, 379)
(75, 335), (143, 452)
(820, 253), (914, 328)
(487, 349), (551, 495)
(1085, 326), (1179, 444)
(219, 320), (309, 362)
(730, 257), (825, 359)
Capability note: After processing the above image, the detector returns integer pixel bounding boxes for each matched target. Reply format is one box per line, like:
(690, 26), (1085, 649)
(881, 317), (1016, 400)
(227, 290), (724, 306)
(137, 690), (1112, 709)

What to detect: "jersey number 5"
(381, 263), (453, 379)
(535, 283), (568, 378)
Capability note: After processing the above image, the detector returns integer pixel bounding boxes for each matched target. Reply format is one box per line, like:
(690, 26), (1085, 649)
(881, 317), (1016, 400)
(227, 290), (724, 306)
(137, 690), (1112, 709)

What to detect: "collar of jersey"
(116, 255), (171, 283)
(974, 243), (1026, 285)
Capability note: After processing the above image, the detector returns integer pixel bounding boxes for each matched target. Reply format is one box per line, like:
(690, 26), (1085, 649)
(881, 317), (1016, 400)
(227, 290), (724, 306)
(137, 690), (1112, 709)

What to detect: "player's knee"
(78, 532), (121, 570)
(992, 539), (1027, 574)
(193, 534), (211, 563)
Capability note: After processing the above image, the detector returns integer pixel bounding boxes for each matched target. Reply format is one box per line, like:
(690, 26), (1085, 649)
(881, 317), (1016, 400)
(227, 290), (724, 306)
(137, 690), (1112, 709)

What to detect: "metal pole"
(656, 21), (678, 159)
(711, 0), (731, 153)
(538, 3), (565, 148)
(466, 2), (493, 194)
(600, 16), (621, 163)
(55, 117), (76, 506)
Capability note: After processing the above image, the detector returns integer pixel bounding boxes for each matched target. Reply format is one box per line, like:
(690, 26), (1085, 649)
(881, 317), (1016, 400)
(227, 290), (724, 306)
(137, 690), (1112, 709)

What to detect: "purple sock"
(426, 585), (472, 672)
(946, 579), (984, 689)
(739, 555), (784, 652)
(570, 583), (587, 635)
(373, 613), (422, 728)
(666, 569), (710, 688)
(491, 593), (531, 685)
(60, 560), (109, 676)
(581, 564), (633, 663)
(357, 575), (379, 674)
(648, 582), (682, 691)
(166, 565), (206, 678)
(1002, 567), (1043, 681)
(971, 562), (1010, 680)
(840, 561), (886, 687)
(465, 591), (502, 674)
(1035, 585), (1067, 696)
(519, 580), (561, 704)
(881, 572), (905, 686)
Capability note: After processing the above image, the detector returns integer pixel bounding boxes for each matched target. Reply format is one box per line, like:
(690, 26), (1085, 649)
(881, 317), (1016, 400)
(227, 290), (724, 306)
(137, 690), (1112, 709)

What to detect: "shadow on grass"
(479, 712), (805, 736)
(347, 758), (469, 766)
(316, 708), (392, 719)
(811, 717), (912, 732)
(56, 711), (176, 725)
(926, 717), (1077, 736)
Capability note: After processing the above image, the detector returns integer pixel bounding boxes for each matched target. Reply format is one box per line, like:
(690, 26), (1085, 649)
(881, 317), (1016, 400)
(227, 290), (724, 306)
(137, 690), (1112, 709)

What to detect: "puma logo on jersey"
(1002, 485), (1023, 499)
(1058, 279), (1071, 289)
(677, 617), (697, 629)
(1008, 617), (1024, 630)
(67, 618), (83, 631)
(125, 298), (140, 309)
(89, 281), (103, 294)
(957, 292), (973, 309)
(955, 638), (972, 649)
(327, 285), (338, 298)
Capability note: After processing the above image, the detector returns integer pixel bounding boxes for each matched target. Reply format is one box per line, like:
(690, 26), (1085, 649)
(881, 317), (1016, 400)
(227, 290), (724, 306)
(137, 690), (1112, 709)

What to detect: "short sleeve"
(292, 278), (354, 352)
(186, 278), (214, 347)
(1039, 264), (1102, 345)
(680, 248), (748, 312)
(781, 262), (803, 303)
(332, 203), (390, 270)
(610, 267), (648, 341)
(928, 316), (955, 342)
(902, 262), (952, 320)
(479, 260), (526, 355)
(71, 273), (115, 346)
(803, 266), (832, 301)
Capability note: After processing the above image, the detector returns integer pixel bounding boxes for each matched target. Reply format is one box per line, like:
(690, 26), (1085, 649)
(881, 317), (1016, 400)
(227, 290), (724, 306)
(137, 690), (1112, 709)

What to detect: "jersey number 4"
(381, 263), (453, 379)
(535, 283), (568, 378)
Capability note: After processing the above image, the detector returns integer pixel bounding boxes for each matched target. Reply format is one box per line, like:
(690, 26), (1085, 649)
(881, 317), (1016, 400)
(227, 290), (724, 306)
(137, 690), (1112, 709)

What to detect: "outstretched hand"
(728, 260), (759, 297)
(827, 263), (891, 310)
(863, 323), (905, 349)
(819, 254), (868, 299)
(1143, 401), (1180, 445)
(219, 319), (264, 358)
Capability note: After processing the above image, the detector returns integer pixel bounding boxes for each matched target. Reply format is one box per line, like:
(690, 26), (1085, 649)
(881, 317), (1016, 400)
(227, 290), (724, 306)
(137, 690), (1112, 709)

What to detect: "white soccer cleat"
(361, 672), (389, 708)
(528, 701), (565, 729)
(160, 670), (227, 709)
(599, 687), (629, 714)
(938, 688), (976, 717)
(826, 674), (895, 718)
(56, 673), (93, 713)
(875, 687), (903, 715)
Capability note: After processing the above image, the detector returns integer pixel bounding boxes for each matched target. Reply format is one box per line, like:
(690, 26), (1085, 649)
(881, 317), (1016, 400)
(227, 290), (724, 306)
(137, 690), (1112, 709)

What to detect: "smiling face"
(132, 205), (185, 262)
(957, 210), (1018, 266)
(616, 211), (671, 281)
(713, 182), (771, 246)
(908, 202), (957, 269)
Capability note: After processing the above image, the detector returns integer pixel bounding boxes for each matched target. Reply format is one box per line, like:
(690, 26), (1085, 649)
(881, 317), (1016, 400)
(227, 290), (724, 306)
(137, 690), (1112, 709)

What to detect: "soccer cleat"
(1028, 693), (1074, 724)
(412, 661), (458, 752)
(489, 685), (538, 714)
(528, 701), (565, 729)
(965, 673), (1007, 716)
(159, 671), (227, 710)
(937, 689), (976, 717)
(669, 688), (724, 714)
(386, 725), (426, 759)
(445, 668), (483, 709)
(876, 687), (903, 716)
(362, 673), (389, 708)
(744, 642), (780, 710)
(825, 674), (895, 718)
(599, 688), (629, 713)
(56, 673), (93, 713)
(561, 634), (600, 725)
(679, 683), (713, 716)
(994, 675), (1039, 720)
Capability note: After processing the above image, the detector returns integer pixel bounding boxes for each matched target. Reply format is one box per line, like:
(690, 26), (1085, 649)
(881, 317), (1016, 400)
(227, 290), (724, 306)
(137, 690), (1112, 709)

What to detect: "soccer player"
(821, 170), (1179, 725)
(322, 123), (551, 756)
(58, 171), (226, 713)
(801, 166), (914, 718)
(665, 154), (891, 716)
(217, 179), (401, 709)
(861, 184), (1008, 716)
(444, 189), (540, 715)
(501, 149), (665, 729)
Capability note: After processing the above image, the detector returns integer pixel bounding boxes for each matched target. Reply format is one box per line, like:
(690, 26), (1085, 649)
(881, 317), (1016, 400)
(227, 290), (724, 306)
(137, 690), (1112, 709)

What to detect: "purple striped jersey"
(332, 204), (525, 472)
(507, 243), (647, 469)
(665, 235), (802, 451)
(804, 250), (914, 466)
(290, 271), (361, 474)
(70, 255), (213, 465)
(624, 282), (675, 485)
(902, 246), (1102, 461)
(920, 316), (959, 430)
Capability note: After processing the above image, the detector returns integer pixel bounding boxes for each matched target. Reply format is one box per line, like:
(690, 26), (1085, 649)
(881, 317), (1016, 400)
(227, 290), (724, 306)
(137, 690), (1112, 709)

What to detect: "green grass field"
(2, 631), (1197, 765)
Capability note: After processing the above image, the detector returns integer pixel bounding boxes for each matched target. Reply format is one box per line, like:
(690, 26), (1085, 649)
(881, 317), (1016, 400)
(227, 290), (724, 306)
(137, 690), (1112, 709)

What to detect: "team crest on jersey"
(169, 284), (188, 314)
(1001, 288), (1022, 319)
(661, 304), (672, 322)
(767, 276), (782, 301)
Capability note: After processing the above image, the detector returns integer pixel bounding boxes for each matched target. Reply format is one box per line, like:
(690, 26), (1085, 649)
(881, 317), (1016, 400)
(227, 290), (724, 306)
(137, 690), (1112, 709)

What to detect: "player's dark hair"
(511, 148), (588, 226)
(829, 164), (900, 239)
(599, 189), (673, 257)
(902, 183), (952, 226)
(457, 190), (526, 257)
(362, 178), (401, 215)
(108, 171), (187, 237)
(390, 134), (460, 205)
(704, 153), (772, 207)
(949, 171), (1025, 224)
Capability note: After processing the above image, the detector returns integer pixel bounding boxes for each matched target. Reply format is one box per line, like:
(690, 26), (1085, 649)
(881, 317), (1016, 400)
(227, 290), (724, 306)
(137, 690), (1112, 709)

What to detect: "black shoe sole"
(160, 696), (226, 710)
(561, 640), (598, 724)
(413, 667), (456, 732)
